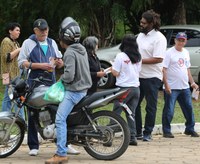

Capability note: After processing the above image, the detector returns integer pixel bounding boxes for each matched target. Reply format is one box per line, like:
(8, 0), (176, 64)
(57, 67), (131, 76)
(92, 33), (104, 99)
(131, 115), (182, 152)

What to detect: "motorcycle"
(0, 69), (132, 160)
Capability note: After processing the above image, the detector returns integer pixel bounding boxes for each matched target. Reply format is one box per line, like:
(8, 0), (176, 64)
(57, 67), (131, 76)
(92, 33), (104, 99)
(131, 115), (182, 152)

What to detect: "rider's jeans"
(2, 85), (25, 119)
(55, 90), (86, 157)
(162, 88), (195, 134)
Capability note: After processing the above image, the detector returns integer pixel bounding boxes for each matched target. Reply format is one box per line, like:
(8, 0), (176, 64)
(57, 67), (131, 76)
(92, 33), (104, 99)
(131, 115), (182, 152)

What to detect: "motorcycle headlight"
(8, 85), (14, 100)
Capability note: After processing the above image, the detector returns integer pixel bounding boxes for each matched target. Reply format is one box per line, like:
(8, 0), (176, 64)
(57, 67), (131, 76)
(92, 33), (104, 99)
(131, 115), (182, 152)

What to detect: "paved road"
(1, 134), (200, 164)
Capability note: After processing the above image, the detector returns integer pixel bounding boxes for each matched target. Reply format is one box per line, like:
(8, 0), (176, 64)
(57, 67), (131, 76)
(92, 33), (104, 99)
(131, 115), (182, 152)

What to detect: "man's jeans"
(2, 85), (25, 119)
(162, 88), (195, 133)
(27, 108), (39, 150)
(55, 90), (86, 157)
(113, 87), (140, 138)
(135, 78), (162, 136)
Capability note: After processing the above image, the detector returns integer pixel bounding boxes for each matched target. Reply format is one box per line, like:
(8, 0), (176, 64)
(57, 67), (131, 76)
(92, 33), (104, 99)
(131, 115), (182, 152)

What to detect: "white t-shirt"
(163, 46), (190, 89)
(136, 29), (167, 80)
(112, 52), (141, 87)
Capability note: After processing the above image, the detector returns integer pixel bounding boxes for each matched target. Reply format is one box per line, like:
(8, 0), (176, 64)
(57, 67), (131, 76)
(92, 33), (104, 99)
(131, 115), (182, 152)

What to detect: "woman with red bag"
(0, 22), (24, 119)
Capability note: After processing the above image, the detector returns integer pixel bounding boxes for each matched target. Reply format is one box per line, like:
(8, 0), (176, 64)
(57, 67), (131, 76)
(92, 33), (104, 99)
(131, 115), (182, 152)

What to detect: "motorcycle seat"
(74, 87), (127, 109)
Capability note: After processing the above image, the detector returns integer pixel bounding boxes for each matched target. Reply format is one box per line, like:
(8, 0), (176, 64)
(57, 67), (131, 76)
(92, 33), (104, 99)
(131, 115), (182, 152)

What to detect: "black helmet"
(59, 17), (81, 45)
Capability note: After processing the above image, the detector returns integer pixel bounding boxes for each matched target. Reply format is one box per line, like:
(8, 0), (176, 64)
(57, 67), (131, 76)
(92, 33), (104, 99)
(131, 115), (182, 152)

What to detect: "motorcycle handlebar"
(33, 76), (52, 85)
(38, 76), (52, 82)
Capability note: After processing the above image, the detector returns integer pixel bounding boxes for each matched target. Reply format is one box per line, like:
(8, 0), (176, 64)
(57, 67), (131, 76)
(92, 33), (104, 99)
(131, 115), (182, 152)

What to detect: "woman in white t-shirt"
(111, 34), (142, 146)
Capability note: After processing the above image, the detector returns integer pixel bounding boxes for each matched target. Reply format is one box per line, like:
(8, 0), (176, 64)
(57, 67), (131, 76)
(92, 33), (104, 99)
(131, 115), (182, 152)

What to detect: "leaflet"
(192, 88), (199, 100)
(104, 67), (111, 74)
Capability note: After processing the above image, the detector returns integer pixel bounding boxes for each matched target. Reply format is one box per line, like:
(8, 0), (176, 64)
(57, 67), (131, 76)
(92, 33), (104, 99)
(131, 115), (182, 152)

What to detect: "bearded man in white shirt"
(135, 10), (167, 141)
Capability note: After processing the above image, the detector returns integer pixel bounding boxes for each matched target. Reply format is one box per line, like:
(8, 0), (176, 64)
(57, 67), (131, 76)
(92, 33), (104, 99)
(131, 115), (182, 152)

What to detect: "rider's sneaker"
(29, 149), (39, 156)
(67, 144), (80, 155)
(45, 154), (68, 164)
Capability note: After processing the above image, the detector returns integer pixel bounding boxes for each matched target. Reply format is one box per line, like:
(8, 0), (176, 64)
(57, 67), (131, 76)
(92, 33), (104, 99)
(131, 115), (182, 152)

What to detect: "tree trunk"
(172, 0), (186, 24)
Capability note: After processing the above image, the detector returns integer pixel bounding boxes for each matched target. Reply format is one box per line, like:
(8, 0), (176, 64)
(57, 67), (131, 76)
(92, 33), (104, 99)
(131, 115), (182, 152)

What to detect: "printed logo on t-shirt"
(185, 58), (189, 67)
(178, 58), (184, 67)
(124, 60), (131, 64)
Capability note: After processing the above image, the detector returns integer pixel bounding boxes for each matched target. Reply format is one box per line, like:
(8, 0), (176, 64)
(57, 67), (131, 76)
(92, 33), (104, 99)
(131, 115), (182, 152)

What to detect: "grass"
(94, 91), (200, 125)
(0, 81), (5, 105)
(0, 82), (199, 125)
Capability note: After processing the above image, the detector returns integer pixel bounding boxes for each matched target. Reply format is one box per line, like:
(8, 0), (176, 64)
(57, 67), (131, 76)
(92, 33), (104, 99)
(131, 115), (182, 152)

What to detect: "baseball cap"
(33, 18), (48, 30)
(176, 32), (187, 40)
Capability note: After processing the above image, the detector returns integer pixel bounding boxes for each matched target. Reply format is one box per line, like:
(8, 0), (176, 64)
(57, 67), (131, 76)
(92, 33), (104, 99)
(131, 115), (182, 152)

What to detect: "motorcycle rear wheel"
(84, 110), (130, 160)
(0, 120), (25, 158)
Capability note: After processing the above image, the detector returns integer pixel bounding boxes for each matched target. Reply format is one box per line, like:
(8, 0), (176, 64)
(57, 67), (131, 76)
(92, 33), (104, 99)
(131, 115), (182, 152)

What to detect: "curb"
(152, 122), (200, 135)
(22, 122), (200, 145)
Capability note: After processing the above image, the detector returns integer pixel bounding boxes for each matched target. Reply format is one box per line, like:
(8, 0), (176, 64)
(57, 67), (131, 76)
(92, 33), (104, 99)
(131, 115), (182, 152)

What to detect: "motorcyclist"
(45, 17), (92, 164)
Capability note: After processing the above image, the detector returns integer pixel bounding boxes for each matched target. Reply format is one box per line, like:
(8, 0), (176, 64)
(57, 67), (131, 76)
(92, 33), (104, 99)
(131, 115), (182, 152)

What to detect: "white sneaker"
(29, 149), (39, 156)
(67, 144), (80, 155)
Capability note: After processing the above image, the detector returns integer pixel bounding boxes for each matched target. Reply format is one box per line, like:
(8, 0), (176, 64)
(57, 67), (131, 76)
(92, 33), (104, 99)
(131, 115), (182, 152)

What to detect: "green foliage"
(0, 0), (200, 47)
(114, 21), (126, 44)
(0, 81), (5, 108)
(111, 3), (125, 21)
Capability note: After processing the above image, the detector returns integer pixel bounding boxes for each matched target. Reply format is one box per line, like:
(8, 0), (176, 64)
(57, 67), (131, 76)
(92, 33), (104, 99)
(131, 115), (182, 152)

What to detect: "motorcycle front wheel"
(84, 110), (130, 160)
(0, 120), (25, 158)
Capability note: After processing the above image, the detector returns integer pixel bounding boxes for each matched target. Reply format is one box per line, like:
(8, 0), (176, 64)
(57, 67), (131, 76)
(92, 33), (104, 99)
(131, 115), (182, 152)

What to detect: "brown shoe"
(45, 154), (69, 164)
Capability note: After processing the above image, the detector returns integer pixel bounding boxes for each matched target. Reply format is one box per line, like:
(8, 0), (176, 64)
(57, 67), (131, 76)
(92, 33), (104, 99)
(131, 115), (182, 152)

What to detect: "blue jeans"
(55, 90), (86, 157)
(135, 78), (162, 135)
(2, 85), (25, 119)
(113, 87), (140, 139)
(162, 88), (195, 133)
